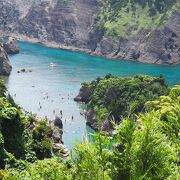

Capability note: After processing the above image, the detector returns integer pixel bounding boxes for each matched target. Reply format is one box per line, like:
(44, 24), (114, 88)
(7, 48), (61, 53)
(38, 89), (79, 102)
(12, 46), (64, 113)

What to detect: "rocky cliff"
(0, 0), (102, 50)
(0, 0), (179, 65)
(95, 12), (180, 65)
(0, 43), (12, 75)
(3, 37), (20, 54)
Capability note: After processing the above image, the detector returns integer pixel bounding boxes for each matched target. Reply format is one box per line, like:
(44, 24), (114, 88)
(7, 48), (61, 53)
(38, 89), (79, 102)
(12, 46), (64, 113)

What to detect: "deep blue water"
(6, 41), (180, 149)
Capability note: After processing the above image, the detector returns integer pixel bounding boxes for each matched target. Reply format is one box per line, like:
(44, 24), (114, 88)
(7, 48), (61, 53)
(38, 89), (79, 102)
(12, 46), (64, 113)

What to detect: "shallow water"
(6, 41), (180, 149)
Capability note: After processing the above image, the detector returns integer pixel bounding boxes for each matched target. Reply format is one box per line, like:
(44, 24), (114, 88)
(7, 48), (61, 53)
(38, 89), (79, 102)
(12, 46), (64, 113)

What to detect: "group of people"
(13, 91), (76, 129)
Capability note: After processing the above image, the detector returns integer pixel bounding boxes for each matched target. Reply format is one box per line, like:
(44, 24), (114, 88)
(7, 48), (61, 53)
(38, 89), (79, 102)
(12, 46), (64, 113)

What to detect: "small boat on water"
(49, 62), (57, 67)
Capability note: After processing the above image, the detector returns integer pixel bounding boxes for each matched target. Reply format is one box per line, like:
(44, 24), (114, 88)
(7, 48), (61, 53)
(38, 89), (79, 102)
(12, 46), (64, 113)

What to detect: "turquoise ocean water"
(6, 41), (180, 149)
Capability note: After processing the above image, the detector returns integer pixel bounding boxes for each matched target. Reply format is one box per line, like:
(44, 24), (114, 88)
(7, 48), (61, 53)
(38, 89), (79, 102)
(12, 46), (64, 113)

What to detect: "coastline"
(11, 33), (92, 54)
(5, 33), (141, 63)
(9, 33), (180, 66)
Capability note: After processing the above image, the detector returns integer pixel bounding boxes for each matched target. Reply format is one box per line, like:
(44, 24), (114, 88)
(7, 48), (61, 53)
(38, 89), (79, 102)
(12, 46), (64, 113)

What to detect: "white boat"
(49, 62), (57, 67)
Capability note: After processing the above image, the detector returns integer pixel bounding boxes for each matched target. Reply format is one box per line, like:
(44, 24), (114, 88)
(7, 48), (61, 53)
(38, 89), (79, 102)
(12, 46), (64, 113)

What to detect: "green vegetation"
(32, 120), (53, 160)
(0, 80), (53, 169)
(0, 77), (179, 179)
(84, 74), (169, 123)
(99, 0), (180, 38)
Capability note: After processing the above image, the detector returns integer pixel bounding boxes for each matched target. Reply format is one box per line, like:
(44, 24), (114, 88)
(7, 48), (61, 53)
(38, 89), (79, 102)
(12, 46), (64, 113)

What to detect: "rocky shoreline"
(50, 116), (69, 157)
(29, 113), (69, 157)
(0, 36), (20, 76)
(74, 83), (113, 133)
(0, 0), (179, 65)
(0, 43), (12, 75)
(3, 37), (20, 54)
(11, 33), (180, 66)
(11, 33), (92, 54)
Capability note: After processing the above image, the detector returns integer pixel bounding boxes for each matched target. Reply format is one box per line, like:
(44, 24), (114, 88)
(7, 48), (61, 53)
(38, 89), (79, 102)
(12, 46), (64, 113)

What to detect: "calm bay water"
(6, 41), (180, 149)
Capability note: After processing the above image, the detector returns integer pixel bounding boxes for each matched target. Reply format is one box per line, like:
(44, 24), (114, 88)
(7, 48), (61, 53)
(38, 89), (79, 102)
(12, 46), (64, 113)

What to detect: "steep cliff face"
(0, 0), (19, 32)
(0, 43), (12, 75)
(95, 12), (180, 65)
(0, 0), (179, 65)
(15, 0), (103, 50)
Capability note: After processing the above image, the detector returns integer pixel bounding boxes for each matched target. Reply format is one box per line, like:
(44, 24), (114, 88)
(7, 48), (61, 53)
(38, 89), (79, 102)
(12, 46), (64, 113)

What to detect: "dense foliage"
(83, 74), (169, 123)
(32, 120), (53, 160)
(99, 0), (180, 38)
(0, 85), (179, 179)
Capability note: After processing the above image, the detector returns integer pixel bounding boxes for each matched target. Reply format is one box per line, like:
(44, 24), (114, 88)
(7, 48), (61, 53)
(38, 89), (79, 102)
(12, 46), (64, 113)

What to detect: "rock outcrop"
(74, 80), (113, 132)
(51, 116), (63, 144)
(51, 116), (69, 157)
(74, 85), (94, 103)
(75, 84), (113, 132)
(3, 37), (20, 54)
(0, 0), (179, 65)
(85, 108), (113, 132)
(0, 43), (12, 75)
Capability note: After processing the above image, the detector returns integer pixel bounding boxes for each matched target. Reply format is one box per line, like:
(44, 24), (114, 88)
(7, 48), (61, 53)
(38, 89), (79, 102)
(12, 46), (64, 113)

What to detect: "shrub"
(32, 120), (53, 160)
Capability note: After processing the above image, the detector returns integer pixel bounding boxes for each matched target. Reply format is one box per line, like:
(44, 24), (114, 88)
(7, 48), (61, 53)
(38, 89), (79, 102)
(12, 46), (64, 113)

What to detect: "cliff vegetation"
(99, 0), (180, 38)
(75, 74), (170, 131)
